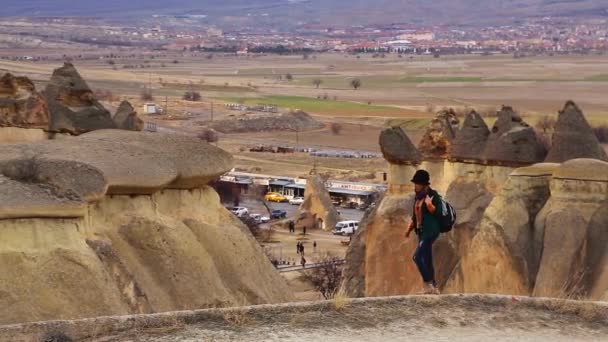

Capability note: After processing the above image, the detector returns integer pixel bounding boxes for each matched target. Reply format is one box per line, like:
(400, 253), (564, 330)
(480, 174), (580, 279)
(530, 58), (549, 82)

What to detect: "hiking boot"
(416, 283), (436, 295)
(429, 284), (441, 295)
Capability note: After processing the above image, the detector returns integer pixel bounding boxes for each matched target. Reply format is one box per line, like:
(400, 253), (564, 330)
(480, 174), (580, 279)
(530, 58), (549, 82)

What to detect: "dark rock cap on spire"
(450, 110), (490, 163)
(379, 126), (421, 165)
(545, 101), (608, 163)
(483, 106), (547, 166)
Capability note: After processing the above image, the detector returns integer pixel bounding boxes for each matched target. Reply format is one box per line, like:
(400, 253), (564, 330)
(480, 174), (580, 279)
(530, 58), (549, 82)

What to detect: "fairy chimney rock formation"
(299, 174), (342, 231)
(418, 108), (460, 160)
(483, 106), (546, 166)
(0, 130), (294, 325)
(44, 63), (116, 134)
(113, 100), (144, 131)
(379, 126), (421, 165)
(0, 73), (50, 130)
(545, 101), (608, 163)
(450, 110), (490, 163)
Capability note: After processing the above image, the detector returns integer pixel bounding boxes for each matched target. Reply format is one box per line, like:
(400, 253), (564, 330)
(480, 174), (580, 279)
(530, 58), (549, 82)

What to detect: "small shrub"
(535, 115), (557, 133)
(198, 129), (219, 143)
(330, 122), (343, 135)
(304, 252), (343, 300)
(42, 332), (73, 342)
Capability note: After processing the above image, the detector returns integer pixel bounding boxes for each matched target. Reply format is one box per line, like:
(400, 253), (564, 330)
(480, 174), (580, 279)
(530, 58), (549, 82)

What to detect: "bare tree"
(312, 79), (323, 88)
(183, 91), (202, 101)
(535, 115), (557, 133)
(304, 253), (343, 299)
(350, 78), (362, 90)
(330, 122), (343, 135)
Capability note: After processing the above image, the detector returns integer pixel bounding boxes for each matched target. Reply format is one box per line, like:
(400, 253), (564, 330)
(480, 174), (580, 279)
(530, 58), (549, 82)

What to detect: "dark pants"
(413, 235), (438, 284)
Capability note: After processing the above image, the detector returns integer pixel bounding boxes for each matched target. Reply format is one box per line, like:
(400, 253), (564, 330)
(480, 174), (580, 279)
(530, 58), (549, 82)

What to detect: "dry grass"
(332, 290), (349, 311)
(222, 310), (253, 327)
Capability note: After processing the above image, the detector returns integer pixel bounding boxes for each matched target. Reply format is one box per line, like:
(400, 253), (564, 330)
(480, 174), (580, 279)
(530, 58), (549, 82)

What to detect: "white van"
(333, 221), (359, 236)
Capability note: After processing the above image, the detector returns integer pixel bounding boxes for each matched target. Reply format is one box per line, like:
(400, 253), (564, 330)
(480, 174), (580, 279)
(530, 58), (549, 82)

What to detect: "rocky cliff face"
(44, 63), (117, 134)
(0, 73), (51, 143)
(0, 130), (293, 324)
(417, 108), (459, 160)
(0, 73), (50, 130)
(342, 103), (608, 300)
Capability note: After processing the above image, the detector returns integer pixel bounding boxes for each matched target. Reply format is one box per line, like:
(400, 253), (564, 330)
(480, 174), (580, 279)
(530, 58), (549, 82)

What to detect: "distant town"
(1, 15), (608, 58)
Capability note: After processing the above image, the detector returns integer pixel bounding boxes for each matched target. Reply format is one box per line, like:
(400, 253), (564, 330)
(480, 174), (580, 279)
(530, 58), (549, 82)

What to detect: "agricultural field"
(4, 51), (608, 179)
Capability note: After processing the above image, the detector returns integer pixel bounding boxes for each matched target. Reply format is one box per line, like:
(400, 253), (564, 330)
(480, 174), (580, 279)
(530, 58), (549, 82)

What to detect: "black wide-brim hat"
(411, 169), (430, 185)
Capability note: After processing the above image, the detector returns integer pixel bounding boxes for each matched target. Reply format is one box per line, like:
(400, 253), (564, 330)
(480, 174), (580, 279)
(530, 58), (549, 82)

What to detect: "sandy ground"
(87, 295), (608, 342)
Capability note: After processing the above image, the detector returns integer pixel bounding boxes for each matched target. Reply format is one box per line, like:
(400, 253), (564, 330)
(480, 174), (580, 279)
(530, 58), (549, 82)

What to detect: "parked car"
(249, 213), (270, 224)
(230, 207), (249, 217)
(333, 221), (359, 236)
(270, 209), (287, 219)
(265, 192), (288, 202)
(289, 197), (305, 205)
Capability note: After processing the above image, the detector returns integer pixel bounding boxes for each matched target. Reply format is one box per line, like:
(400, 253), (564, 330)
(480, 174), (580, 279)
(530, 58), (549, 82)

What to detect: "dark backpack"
(438, 199), (456, 233)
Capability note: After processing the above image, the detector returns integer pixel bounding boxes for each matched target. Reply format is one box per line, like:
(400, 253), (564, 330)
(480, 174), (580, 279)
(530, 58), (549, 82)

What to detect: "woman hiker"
(405, 169), (442, 295)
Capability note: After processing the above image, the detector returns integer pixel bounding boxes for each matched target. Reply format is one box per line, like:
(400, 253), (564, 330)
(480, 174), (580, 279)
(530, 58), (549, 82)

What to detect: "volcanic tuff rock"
(483, 106), (546, 165)
(450, 111), (490, 163)
(0, 131), (293, 324)
(379, 126), (421, 165)
(113, 100), (144, 131)
(452, 163), (556, 295)
(44, 63), (116, 134)
(299, 174), (342, 231)
(0, 73), (50, 129)
(545, 101), (608, 163)
(533, 159), (608, 299)
(418, 108), (460, 160)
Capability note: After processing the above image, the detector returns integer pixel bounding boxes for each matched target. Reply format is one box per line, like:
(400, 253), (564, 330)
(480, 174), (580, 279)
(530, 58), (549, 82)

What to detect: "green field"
(398, 76), (485, 83)
(219, 95), (412, 116)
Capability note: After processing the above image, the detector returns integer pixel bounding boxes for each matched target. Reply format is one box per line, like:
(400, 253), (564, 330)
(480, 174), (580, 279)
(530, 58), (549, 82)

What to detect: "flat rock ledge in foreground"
(1, 294), (606, 342)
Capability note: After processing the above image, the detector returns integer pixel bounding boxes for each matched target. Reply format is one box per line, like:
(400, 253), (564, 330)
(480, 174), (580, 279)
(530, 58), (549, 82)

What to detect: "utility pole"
(295, 127), (299, 151)
(210, 101), (214, 121)
(164, 96), (168, 116)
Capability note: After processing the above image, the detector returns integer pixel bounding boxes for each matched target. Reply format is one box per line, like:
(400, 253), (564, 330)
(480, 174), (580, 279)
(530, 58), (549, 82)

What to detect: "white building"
(143, 103), (158, 114)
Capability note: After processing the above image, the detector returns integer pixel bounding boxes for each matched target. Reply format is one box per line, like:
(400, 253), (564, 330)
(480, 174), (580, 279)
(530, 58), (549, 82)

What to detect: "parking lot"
(238, 198), (365, 225)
